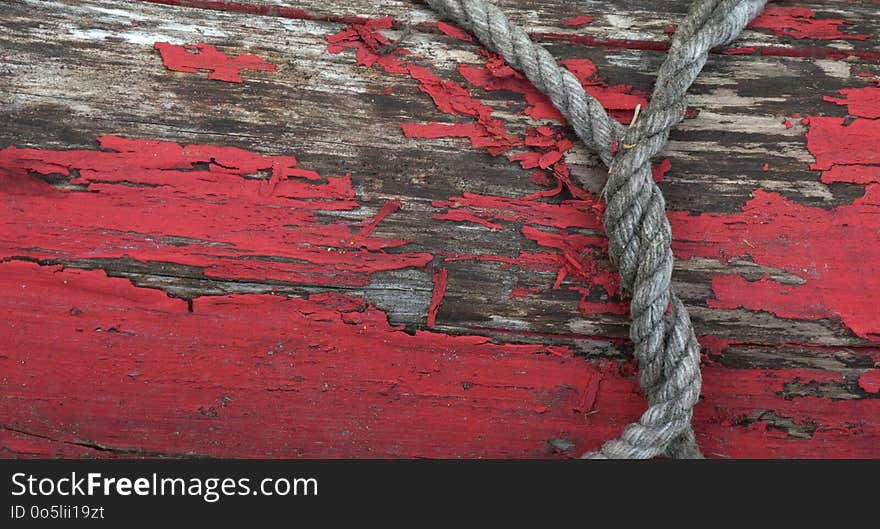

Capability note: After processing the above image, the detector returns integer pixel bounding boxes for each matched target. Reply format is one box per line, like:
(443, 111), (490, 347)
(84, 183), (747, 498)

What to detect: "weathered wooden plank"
(3, 261), (878, 457)
(140, 0), (880, 60)
(1, 0), (878, 458)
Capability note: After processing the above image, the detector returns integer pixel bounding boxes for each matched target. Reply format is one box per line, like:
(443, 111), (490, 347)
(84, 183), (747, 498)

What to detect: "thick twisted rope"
(423, 0), (767, 458)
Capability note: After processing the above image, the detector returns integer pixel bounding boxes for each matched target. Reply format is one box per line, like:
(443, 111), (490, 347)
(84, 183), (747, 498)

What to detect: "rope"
(422, 0), (768, 458)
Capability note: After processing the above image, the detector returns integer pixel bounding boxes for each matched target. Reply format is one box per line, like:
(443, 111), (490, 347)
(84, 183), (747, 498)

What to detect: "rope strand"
(423, 0), (768, 458)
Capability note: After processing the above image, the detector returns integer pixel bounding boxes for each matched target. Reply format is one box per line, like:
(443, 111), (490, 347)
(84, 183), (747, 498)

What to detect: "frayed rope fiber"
(423, 0), (768, 458)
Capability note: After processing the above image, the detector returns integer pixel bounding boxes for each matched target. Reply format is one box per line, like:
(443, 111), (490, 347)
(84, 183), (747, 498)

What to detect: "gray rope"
(423, 0), (767, 458)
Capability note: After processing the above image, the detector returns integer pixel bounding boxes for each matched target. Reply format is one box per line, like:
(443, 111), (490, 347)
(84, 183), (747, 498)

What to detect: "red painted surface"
(154, 42), (276, 82)
(859, 370), (880, 394)
(652, 157), (672, 182)
(2, 261), (878, 457)
(823, 81), (880, 120)
(670, 188), (880, 340)
(0, 136), (430, 287)
(427, 268), (448, 327)
(749, 6), (868, 41)
(662, 75), (880, 342)
(436, 21), (474, 42)
(359, 198), (402, 237)
(807, 117), (880, 182)
(562, 16), (595, 28)
(806, 80), (880, 188)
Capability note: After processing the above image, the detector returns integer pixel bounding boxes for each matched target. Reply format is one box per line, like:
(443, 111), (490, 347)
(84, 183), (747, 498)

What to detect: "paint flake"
(749, 6), (868, 41)
(154, 42), (276, 83)
(562, 16), (595, 28)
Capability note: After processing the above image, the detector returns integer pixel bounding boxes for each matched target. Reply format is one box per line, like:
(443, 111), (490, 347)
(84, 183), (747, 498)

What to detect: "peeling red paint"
(431, 192), (602, 237)
(559, 58), (649, 124)
(697, 367), (879, 458)
(652, 158), (672, 182)
(859, 370), (880, 394)
(429, 189), (622, 314)
(509, 286), (533, 299)
(820, 165), (880, 186)
(153, 42), (276, 83)
(327, 16), (651, 206)
(0, 136), (432, 287)
(436, 21), (474, 42)
(562, 16), (595, 28)
(458, 54), (648, 124)
(536, 32), (879, 62)
(359, 198), (402, 237)
(427, 268), (448, 327)
(670, 188), (880, 340)
(749, 6), (868, 41)
(458, 52), (562, 122)
(0, 260), (606, 457)
(326, 17), (407, 70)
(753, 45), (879, 62)
(806, 115), (880, 185)
(328, 20), (523, 157)
(327, 18), (646, 174)
(698, 335), (734, 356)
(3, 261), (877, 457)
(721, 46), (757, 56)
(327, 18), (703, 319)
(326, 16), (880, 341)
(823, 82), (880, 119)
(574, 287), (629, 316)
(708, 274), (838, 321)
(767, 369), (844, 394)
(654, 74), (880, 342)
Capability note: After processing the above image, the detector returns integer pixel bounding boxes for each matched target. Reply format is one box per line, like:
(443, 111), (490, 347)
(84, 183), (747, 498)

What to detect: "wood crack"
(1, 425), (211, 458)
